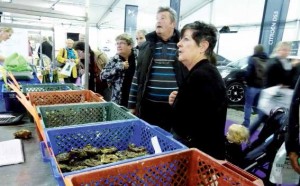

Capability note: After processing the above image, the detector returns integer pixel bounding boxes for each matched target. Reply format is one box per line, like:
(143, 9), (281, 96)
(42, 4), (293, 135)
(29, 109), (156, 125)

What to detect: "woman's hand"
(169, 91), (178, 105)
(289, 152), (300, 174)
(80, 68), (85, 75)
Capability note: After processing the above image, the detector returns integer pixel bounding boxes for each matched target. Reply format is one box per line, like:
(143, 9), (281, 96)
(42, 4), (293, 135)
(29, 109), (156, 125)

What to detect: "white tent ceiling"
(0, 0), (211, 29)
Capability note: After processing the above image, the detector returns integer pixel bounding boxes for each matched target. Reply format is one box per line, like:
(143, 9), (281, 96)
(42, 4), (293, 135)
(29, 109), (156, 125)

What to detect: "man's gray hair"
(157, 6), (177, 23)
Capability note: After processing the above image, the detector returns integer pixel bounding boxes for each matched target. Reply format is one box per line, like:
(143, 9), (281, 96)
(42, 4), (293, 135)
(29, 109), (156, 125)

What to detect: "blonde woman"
(0, 27), (14, 63)
(56, 38), (79, 83)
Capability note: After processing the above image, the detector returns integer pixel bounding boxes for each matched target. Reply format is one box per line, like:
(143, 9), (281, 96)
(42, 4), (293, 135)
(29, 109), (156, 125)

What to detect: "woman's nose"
(177, 41), (182, 47)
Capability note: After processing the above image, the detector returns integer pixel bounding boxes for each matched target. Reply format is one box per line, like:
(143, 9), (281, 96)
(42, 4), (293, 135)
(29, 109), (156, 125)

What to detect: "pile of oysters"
(56, 143), (148, 172)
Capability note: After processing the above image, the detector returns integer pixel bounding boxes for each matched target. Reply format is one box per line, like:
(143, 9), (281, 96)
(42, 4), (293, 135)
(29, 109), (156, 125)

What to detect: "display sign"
(124, 5), (138, 38)
(170, 0), (181, 29)
(259, 0), (290, 55)
(290, 41), (300, 56)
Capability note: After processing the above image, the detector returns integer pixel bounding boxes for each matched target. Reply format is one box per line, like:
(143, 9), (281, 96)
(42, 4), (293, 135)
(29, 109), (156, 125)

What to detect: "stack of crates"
(1, 83), (83, 112)
(25, 86), (263, 186)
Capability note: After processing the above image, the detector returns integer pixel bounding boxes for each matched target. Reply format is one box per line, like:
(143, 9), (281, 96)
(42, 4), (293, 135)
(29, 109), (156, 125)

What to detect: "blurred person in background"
(135, 29), (147, 49)
(74, 41), (111, 100)
(56, 38), (79, 83)
(242, 44), (268, 128)
(168, 21), (227, 160)
(128, 7), (188, 132)
(249, 41), (300, 136)
(0, 27), (13, 64)
(38, 36), (53, 61)
(100, 33), (137, 107)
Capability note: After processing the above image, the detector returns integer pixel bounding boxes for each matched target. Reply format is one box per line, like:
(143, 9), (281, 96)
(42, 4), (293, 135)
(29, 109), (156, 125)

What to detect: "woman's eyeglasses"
(116, 41), (128, 46)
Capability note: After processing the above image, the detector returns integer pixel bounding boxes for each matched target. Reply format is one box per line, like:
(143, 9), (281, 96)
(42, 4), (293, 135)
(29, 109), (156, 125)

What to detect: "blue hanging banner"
(170, 0), (181, 29)
(259, 0), (290, 55)
(124, 5), (138, 37)
(290, 41), (300, 56)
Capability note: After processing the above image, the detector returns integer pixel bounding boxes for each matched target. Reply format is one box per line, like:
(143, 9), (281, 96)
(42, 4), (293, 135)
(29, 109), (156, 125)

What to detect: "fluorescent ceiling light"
(1, 0), (12, 3)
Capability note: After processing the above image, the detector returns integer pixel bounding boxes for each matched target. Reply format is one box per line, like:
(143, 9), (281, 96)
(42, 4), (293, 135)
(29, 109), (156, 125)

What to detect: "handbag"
(269, 142), (300, 184)
(54, 49), (65, 68)
(60, 60), (76, 77)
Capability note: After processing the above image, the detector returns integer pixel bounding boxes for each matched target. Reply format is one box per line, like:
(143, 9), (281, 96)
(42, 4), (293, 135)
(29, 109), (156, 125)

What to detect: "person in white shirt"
(0, 27), (14, 64)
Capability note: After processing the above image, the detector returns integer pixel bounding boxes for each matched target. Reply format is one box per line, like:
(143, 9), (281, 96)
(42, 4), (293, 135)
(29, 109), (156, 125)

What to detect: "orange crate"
(64, 148), (264, 186)
(28, 90), (104, 106)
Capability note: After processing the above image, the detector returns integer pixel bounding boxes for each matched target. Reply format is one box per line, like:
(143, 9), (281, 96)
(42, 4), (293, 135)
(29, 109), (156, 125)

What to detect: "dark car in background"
(216, 54), (231, 66)
(218, 56), (249, 105)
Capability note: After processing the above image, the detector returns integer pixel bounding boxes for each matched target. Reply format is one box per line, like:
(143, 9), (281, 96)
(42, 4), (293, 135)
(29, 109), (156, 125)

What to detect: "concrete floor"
(227, 105), (258, 124)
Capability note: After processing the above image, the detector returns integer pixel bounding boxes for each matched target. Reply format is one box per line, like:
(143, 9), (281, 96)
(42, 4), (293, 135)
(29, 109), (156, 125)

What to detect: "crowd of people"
(1, 5), (300, 182)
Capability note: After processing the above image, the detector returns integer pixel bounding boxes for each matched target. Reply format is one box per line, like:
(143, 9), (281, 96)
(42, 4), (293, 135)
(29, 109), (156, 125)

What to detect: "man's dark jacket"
(134, 30), (188, 115)
(38, 41), (53, 61)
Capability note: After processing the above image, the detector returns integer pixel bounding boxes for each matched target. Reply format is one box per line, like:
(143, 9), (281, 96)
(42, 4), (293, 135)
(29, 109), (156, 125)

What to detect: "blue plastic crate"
(1, 84), (18, 98)
(1, 84), (25, 112)
(42, 119), (187, 186)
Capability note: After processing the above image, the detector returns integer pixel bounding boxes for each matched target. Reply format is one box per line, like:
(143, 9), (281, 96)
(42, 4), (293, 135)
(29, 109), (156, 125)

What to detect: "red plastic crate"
(28, 89), (104, 106)
(64, 148), (264, 186)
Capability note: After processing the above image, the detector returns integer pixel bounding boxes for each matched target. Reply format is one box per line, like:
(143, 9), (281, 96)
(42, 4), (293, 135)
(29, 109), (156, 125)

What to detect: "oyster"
(58, 164), (72, 172)
(69, 159), (85, 166)
(83, 158), (103, 167)
(128, 143), (146, 153)
(70, 165), (88, 171)
(69, 148), (88, 159)
(56, 152), (71, 163)
(82, 144), (100, 155)
(115, 150), (129, 160)
(125, 150), (148, 158)
(14, 129), (32, 139)
(99, 146), (118, 154)
(100, 154), (119, 164)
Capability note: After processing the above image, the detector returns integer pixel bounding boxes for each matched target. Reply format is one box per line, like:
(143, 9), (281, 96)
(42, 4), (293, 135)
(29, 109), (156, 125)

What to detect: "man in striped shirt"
(128, 7), (188, 131)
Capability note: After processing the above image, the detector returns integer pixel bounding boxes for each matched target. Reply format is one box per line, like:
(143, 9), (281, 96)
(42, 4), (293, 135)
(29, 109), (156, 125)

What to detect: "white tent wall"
(180, 0), (300, 61)
(217, 27), (261, 61)
(97, 28), (123, 58)
(54, 26), (101, 54)
(54, 25), (122, 58)
(1, 0), (299, 61)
